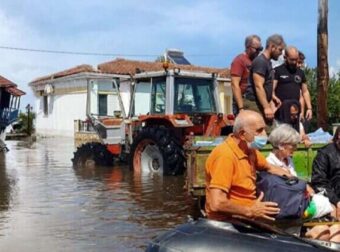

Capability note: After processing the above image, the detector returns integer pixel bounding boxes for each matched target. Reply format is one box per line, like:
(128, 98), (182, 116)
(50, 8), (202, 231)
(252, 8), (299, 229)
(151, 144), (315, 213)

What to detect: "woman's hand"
(306, 184), (315, 196)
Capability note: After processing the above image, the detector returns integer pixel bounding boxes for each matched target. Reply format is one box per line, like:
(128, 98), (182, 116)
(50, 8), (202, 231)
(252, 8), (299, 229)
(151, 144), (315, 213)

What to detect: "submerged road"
(0, 138), (196, 251)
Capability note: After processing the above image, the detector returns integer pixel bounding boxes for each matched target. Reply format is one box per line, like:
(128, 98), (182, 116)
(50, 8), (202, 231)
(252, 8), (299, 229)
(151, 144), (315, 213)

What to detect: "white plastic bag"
(311, 193), (334, 218)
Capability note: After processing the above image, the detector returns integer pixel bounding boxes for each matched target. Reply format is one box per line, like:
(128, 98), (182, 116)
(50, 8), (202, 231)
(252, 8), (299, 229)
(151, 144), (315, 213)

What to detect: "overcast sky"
(1, 0), (339, 110)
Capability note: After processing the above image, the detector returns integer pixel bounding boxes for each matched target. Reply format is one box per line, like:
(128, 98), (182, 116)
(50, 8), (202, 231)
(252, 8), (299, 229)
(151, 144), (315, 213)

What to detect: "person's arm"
(311, 150), (340, 205)
(231, 76), (244, 111)
(301, 83), (312, 120)
(299, 92), (305, 121)
(208, 188), (280, 221)
(300, 122), (312, 147)
(272, 79), (281, 107)
(255, 150), (292, 177)
(264, 162), (292, 177)
(253, 73), (273, 119)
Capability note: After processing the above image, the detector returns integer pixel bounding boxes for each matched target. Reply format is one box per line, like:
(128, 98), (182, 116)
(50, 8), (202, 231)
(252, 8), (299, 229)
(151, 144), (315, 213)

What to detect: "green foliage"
(16, 111), (36, 134)
(304, 67), (340, 131)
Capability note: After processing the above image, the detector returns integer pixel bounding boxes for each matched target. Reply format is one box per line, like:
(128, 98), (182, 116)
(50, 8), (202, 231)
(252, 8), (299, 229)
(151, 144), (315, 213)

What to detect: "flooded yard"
(0, 137), (196, 251)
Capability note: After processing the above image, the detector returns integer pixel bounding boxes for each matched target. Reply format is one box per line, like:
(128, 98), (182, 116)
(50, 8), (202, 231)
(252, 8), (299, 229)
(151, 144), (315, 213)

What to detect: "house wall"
(34, 77), (131, 137)
(35, 92), (87, 137)
(217, 80), (232, 115)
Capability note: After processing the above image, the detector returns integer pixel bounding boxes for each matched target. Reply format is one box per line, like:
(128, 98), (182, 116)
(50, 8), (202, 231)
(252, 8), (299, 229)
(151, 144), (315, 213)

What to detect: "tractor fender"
(138, 115), (194, 128)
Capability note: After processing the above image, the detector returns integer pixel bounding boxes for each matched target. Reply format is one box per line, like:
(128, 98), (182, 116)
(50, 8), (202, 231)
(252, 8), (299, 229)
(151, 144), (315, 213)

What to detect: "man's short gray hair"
(245, 34), (261, 48)
(266, 34), (285, 49)
(233, 115), (246, 134)
(268, 124), (301, 148)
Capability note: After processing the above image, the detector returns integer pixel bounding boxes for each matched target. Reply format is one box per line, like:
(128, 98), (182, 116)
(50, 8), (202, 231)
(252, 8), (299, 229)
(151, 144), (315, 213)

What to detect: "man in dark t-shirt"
(230, 35), (262, 115)
(273, 46), (313, 121)
(244, 34), (285, 123)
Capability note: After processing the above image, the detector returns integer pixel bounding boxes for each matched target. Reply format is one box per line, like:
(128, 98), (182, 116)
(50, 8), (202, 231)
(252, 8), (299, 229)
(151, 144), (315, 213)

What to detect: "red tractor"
(72, 69), (232, 175)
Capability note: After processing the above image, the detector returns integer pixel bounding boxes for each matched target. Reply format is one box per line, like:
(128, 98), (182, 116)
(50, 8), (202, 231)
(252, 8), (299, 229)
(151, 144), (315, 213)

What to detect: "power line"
(0, 45), (221, 57)
(0, 45), (157, 57)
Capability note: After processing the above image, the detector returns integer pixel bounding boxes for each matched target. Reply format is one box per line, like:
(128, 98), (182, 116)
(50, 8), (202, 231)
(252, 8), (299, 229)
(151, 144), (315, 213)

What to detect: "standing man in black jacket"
(311, 126), (340, 219)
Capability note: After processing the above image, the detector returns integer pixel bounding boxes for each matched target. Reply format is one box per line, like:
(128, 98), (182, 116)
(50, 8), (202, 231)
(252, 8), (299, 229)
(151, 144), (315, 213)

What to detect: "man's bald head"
(285, 46), (299, 58)
(233, 110), (265, 134)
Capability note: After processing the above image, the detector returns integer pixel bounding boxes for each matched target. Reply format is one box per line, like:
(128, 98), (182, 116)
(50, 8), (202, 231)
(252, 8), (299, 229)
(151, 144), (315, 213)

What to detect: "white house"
(29, 59), (232, 137)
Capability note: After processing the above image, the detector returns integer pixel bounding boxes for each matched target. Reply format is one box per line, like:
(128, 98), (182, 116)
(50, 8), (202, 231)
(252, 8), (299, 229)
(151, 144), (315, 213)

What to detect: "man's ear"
(238, 129), (246, 141)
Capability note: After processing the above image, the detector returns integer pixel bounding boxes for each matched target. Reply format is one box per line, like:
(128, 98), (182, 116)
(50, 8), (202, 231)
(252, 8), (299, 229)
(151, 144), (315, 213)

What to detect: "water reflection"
(73, 164), (196, 230)
(0, 153), (11, 212)
(0, 136), (195, 251)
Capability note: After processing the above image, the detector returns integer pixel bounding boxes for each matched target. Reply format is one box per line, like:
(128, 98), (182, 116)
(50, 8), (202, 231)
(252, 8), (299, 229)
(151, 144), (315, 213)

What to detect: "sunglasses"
(250, 46), (263, 52)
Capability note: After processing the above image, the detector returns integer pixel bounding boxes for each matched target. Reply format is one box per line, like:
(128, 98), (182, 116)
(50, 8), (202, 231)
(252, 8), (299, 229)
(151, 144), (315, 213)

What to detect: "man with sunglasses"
(243, 34), (285, 124)
(230, 35), (263, 115)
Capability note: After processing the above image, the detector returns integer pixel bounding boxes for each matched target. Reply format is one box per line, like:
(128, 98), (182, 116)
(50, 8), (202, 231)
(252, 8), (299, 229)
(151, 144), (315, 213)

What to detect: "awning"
(5, 86), (26, 96)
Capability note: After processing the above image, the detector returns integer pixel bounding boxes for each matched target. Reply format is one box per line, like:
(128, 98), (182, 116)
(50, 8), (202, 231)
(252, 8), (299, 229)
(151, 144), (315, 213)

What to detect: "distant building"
(0, 75), (25, 149)
(29, 58), (232, 137)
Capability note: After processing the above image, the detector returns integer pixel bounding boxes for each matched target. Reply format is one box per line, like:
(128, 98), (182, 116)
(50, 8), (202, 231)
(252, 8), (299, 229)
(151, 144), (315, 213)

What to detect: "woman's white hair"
(268, 124), (301, 147)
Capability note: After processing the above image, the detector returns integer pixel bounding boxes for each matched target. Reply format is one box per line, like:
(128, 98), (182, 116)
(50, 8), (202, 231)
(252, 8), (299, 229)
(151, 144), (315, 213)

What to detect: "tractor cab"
(132, 70), (219, 116)
(131, 70), (227, 138)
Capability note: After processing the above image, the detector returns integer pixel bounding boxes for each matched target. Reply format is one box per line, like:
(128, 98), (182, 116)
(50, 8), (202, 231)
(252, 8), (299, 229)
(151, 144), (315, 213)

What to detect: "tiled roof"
(6, 86), (26, 96)
(0, 75), (16, 87)
(29, 59), (230, 86)
(30, 64), (97, 85)
(0, 75), (25, 96)
(98, 58), (230, 78)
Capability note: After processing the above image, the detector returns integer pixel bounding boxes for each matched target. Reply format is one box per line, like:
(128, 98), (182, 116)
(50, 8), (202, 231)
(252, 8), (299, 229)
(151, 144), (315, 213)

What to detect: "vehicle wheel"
(72, 142), (114, 167)
(130, 126), (185, 176)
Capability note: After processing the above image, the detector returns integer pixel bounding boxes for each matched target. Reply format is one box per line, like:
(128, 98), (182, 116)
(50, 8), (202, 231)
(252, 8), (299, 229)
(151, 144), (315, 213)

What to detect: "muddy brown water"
(0, 138), (197, 251)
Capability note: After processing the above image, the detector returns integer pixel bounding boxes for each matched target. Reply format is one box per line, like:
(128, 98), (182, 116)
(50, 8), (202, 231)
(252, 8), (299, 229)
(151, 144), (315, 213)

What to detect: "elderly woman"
(267, 123), (300, 176)
(267, 124), (340, 242)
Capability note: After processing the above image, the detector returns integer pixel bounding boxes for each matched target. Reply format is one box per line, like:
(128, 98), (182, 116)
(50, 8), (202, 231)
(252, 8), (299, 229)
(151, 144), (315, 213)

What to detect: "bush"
(305, 67), (340, 132)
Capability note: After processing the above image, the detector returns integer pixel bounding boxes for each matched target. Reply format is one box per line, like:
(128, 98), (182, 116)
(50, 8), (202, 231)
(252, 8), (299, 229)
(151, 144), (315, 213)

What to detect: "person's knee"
(329, 224), (340, 242)
(305, 225), (330, 241)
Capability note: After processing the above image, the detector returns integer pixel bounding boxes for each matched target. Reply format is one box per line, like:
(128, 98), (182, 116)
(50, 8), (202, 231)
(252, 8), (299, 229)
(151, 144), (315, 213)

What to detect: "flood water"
(0, 137), (197, 251)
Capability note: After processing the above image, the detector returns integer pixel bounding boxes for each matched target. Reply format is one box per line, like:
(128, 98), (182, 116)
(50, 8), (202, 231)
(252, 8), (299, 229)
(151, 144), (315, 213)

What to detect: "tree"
(317, 0), (329, 130)
(15, 111), (36, 135)
(305, 67), (340, 131)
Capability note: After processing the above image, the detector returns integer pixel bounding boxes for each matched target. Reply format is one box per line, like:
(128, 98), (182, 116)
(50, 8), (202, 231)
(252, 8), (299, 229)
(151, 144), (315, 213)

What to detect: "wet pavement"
(0, 138), (196, 251)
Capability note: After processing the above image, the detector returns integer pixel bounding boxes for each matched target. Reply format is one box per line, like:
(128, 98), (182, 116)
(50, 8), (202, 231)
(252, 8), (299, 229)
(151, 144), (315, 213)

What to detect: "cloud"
(0, 0), (339, 110)
(329, 59), (340, 77)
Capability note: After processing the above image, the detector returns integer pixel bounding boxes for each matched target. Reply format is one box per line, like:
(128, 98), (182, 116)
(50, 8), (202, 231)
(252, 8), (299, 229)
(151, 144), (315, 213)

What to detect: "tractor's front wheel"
(130, 127), (185, 176)
(72, 142), (114, 168)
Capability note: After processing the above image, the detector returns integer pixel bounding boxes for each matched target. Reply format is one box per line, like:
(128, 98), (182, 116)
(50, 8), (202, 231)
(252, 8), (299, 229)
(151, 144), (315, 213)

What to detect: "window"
(98, 94), (108, 116)
(43, 95), (48, 115)
(174, 78), (216, 114)
(151, 78), (166, 114)
(133, 81), (151, 116)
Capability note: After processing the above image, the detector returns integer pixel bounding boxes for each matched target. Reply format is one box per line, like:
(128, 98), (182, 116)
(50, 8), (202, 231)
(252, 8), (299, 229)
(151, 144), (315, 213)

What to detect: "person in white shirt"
(267, 124), (340, 242)
(266, 124), (300, 176)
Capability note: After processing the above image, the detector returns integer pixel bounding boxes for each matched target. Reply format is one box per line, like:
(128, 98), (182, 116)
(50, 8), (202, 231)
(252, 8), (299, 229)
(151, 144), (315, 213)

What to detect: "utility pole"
(26, 104), (31, 136)
(317, 0), (329, 130)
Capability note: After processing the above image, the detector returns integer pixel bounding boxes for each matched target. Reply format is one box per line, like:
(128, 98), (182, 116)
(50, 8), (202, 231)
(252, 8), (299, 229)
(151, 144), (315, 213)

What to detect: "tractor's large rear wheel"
(72, 142), (114, 168)
(130, 126), (185, 176)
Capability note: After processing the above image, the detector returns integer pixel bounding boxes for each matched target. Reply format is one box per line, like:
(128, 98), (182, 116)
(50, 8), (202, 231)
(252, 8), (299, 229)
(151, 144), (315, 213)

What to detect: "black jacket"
(311, 143), (340, 205)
